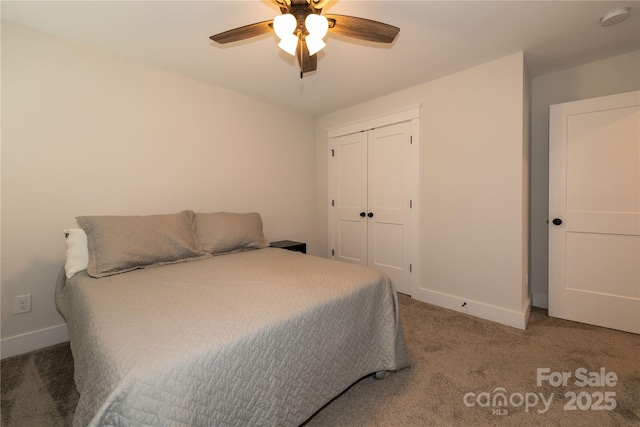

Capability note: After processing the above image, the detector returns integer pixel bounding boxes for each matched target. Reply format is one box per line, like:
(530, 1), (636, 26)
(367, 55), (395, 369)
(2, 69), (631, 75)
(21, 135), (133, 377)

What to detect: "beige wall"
(316, 53), (530, 328)
(529, 50), (640, 308)
(1, 21), (316, 355)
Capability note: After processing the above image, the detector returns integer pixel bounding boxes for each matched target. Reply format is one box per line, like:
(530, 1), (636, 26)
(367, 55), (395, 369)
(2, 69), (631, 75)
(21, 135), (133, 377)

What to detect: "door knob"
(552, 218), (563, 225)
(360, 212), (366, 217)
(367, 212), (374, 218)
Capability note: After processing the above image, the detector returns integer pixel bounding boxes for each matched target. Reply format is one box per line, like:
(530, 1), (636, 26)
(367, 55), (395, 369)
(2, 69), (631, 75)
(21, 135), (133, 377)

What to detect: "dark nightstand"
(269, 240), (306, 254)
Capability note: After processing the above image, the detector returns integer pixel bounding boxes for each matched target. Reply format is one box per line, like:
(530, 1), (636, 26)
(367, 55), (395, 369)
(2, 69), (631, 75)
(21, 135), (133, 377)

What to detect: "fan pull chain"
(299, 33), (304, 79)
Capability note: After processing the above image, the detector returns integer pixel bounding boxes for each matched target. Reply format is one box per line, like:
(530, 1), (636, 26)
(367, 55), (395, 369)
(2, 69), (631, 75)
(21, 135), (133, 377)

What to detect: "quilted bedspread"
(55, 248), (409, 426)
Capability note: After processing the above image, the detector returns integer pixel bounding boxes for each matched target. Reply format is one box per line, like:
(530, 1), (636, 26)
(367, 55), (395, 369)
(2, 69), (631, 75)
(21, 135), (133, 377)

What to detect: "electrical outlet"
(13, 294), (31, 314)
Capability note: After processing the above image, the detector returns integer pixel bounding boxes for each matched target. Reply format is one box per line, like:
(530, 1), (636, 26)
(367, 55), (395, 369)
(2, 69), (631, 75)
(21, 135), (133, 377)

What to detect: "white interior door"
(367, 122), (413, 294)
(549, 91), (640, 334)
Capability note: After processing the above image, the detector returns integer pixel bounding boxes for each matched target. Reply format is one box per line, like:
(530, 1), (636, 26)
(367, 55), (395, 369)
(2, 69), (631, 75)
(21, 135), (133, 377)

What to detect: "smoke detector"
(600, 7), (631, 26)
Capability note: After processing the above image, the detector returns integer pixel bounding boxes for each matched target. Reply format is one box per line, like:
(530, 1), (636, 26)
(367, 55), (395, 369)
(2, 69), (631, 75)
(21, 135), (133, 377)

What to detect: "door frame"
(327, 105), (421, 296)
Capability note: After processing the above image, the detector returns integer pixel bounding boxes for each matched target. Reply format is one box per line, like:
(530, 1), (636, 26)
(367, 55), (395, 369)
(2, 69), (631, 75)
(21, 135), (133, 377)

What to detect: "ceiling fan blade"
(210, 20), (273, 44)
(297, 40), (317, 74)
(324, 14), (399, 43)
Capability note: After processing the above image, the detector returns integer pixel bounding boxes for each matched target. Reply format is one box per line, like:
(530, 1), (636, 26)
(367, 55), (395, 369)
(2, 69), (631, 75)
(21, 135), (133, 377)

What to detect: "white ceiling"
(2, 1), (639, 116)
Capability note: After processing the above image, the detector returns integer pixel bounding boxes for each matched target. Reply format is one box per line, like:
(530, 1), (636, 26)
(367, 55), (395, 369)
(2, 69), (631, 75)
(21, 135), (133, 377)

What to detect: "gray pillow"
(194, 212), (269, 255)
(76, 210), (209, 278)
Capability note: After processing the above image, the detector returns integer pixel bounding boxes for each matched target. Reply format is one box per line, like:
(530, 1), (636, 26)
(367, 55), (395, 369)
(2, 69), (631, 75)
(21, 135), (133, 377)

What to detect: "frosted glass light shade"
(274, 14), (298, 56)
(305, 14), (328, 38)
(306, 36), (326, 56)
(304, 14), (328, 55)
(273, 14), (296, 39)
(278, 35), (298, 55)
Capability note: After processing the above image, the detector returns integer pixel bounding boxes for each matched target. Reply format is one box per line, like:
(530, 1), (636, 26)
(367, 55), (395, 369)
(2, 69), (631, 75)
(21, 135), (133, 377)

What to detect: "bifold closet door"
(332, 121), (412, 294)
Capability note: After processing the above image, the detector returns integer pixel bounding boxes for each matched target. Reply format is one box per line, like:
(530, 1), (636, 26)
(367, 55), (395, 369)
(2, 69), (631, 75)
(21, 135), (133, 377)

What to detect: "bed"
(55, 211), (409, 426)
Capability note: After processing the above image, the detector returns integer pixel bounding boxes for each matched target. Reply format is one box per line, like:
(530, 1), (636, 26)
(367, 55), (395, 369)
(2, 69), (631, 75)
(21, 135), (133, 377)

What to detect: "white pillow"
(64, 228), (89, 278)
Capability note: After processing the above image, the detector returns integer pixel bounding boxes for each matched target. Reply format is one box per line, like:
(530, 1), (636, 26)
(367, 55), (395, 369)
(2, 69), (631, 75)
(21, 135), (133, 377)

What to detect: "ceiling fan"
(209, 0), (400, 77)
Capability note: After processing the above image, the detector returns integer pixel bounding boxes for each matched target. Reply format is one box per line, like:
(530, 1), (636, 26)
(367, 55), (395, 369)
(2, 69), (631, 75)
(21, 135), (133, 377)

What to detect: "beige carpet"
(2, 295), (639, 426)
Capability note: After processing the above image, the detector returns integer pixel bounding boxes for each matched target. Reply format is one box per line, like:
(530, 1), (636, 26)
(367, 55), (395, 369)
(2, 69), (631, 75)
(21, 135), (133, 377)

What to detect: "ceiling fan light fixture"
(209, 2), (401, 75)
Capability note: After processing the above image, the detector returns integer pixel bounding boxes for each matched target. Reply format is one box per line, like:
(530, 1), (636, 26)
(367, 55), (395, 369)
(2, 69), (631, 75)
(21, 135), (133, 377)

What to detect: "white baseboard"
(532, 292), (549, 309)
(1, 323), (69, 360)
(412, 288), (531, 330)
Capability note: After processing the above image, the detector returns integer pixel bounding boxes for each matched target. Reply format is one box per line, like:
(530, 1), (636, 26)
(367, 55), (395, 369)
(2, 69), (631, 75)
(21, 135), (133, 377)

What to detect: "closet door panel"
(367, 122), (412, 294)
(333, 132), (368, 265)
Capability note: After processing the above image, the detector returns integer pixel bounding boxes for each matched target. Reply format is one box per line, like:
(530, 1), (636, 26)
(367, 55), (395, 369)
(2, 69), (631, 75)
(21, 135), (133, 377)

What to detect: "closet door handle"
(367, 212), (374, 218)
(360, 212), (366, 217)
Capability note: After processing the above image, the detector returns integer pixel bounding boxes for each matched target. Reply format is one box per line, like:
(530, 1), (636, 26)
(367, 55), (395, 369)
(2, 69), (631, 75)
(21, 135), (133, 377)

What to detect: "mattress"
(55, 247), (409, 426)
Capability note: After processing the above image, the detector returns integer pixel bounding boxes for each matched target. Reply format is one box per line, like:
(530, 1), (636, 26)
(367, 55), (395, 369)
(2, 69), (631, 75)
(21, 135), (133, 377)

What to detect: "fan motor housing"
(291, 5), (318, 35)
